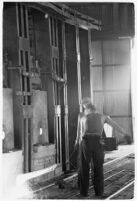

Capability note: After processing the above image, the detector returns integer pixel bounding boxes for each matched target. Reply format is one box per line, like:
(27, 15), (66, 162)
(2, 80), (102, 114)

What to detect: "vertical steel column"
(56, 20), (62, 164)
(16, 3), (32, 173)
(62, 21), (69, 170)
(55, 19), (59, 164)
(49, 17), (62, 164)
(88, 29), (94, 103)
(24, 118), (29, 170)
(49, 17), (58, 163)
(76, 26), (82, 112)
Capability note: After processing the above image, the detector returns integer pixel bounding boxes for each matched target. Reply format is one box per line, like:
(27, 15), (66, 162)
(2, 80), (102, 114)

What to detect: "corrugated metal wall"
(92, 38), (132, 140)
(92, 41), (103, 113)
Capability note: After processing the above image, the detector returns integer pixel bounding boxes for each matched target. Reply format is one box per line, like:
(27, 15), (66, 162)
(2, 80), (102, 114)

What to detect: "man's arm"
(105, 115), (126, 136)
(75, 114), (81, 146)
(104, 115), (132, 144)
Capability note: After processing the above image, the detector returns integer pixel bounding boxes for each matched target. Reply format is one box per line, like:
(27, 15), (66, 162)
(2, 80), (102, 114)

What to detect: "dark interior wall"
(65, 24), (79, 168)
(33, 9), (51, 91)
(79, 28), (90, 99)
(3, 3), (22, 149)
(32, 90), (49, 145)
(3, 3), (18, 67)
(33, 10), (54, 143)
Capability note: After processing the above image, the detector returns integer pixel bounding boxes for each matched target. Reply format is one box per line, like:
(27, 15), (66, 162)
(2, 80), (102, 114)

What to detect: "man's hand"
(121, 128), (126, 135)
(74, 142), (79, 151)
(124, 134), (132, 144)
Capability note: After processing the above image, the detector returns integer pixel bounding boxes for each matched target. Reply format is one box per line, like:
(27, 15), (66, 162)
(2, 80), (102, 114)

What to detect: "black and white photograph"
(1, 1), (136, 200)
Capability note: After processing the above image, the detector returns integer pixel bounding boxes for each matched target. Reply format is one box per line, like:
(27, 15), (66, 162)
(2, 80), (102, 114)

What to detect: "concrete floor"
(104, 144), (134, 162)
(31, 144), (135, 199)
(2, 144), (134, 200)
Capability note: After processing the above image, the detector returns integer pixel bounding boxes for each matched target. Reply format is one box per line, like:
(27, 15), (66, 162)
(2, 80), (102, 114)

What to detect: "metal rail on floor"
(32, 152), (133, 194)
(105, 179), (134, 200)
(67, 169), (127, 199)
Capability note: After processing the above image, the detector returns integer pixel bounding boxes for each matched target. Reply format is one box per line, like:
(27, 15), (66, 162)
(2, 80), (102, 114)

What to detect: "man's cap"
(82, 97), (91, 106)
(82, 97), (96, 111)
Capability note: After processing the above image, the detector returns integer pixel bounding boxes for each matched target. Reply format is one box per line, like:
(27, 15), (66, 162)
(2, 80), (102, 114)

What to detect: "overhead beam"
(53, 3), (100, 25)
(41, 2), (101, 30)
(24, 2), (101, 30)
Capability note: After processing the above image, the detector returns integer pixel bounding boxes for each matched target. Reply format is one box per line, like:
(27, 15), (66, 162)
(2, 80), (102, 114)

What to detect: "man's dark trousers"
(78, 135), (104, 196)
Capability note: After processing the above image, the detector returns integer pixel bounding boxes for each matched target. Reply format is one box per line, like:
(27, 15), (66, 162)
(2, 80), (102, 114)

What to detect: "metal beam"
(25, 2), (101, 30)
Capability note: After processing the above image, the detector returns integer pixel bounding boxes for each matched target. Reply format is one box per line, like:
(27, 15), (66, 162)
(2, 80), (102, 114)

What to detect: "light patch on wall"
(2, 130), (5, 140)
(44, 13), (49, 19)
(39, 128), (43, 135)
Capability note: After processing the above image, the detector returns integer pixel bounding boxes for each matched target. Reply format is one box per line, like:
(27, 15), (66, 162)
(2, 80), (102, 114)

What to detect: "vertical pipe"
(22, 5), (27, 105)
(55, 19), (60, 164)
(20, 4), (24, 39)
(30, 117), (33, 172)
(53, 58), (57, 105)
(25, 6), (29, 39)
(24, 117), (29, 172)
(76, 26), (82, 112)
(62, 21), (69, 169)
(56, 20), (60, 105)
(49, 17), (61, 164)
(56, 19), (58, 48)
(17, 4), (32, 172)
(52, 18), (55, 46)
(55, 111), (59, 163)
(16, 3), (20, 37)
(26, 7), (33, 171)
(56, 19), (62, 164)
(59, 113), (62, 164)
(49, 18), (55, 108)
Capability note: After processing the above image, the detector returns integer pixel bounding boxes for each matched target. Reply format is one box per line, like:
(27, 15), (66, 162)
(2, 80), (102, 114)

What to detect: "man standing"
(75, 98), (129, 198)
